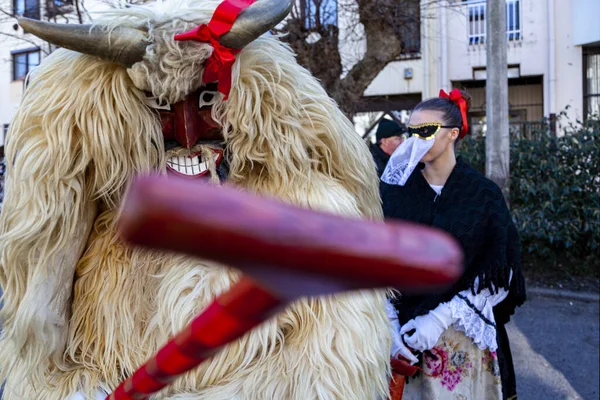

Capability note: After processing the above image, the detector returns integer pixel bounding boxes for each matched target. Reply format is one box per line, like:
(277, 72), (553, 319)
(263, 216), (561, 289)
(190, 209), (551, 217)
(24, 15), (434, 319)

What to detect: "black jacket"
(381, 157), (526, 324)
(370, 143), (390, 178)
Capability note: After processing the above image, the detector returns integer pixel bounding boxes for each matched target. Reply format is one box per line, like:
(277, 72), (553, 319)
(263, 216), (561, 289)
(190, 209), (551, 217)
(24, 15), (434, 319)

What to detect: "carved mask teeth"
(166, 151), (221, 177)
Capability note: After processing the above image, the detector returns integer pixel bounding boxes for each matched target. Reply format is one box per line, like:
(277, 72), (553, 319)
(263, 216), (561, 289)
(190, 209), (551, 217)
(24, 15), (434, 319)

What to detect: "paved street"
(508, 296), (599, 400)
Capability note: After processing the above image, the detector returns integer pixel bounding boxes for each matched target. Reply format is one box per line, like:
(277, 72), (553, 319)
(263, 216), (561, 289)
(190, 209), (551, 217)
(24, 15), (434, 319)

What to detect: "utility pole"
(486, 0), (510, 202)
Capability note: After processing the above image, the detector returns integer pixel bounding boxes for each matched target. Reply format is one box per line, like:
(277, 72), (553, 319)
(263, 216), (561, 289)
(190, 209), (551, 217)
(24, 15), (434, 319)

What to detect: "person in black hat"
(369, 118), (405, 177)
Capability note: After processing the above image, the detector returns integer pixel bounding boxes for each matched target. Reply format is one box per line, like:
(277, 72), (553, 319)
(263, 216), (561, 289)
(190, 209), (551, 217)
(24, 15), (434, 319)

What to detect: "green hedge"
(458, 118), (600, 275)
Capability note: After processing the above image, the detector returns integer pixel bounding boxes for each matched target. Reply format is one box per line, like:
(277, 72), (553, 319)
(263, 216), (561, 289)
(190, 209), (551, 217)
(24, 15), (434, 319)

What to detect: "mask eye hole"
(199, 90), (219, 109)
(144, 96), (172, 111)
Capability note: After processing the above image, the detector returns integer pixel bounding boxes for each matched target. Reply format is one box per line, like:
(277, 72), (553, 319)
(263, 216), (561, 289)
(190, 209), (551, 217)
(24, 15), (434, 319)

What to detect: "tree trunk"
(279, 0), (415, 116)
(486, 0), (510, 203)
(331, 0), (404, 115)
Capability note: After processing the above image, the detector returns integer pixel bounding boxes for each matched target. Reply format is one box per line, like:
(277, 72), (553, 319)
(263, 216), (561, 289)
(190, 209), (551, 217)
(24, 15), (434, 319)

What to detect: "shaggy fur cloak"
(0, 1), (391, 399)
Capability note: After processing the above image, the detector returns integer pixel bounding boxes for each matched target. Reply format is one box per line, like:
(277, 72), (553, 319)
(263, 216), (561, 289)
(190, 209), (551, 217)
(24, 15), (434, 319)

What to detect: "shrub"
(458, 117), (599, 276)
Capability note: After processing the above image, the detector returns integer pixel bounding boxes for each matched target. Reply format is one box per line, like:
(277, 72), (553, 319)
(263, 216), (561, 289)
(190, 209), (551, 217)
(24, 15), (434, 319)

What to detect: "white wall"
(445, 0), (549, 82)
(555, 0), (583, 124)
(363, 0), (439, 100)
(364, 59), (423, 96)
(572, 0), (600, 46)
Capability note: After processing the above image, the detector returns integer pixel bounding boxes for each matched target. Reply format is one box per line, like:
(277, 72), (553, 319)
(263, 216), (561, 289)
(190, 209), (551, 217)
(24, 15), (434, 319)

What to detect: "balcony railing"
(467, 0), (521, 45)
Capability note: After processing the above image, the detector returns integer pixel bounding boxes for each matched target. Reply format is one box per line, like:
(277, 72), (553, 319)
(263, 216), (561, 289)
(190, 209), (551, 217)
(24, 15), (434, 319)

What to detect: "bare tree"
(276, 0), (422, 116)
(0, 0), (153, 50)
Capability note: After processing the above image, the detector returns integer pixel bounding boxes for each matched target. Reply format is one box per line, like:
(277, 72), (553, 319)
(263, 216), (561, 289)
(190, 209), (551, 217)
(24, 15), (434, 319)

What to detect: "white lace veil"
(381, 136), (434, 186)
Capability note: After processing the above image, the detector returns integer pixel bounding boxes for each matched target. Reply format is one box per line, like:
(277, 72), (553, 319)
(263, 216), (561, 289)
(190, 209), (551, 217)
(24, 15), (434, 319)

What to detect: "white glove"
(385, 299), (418, 364)
(400, 302), (456, 352)
(391, 330), (419, 365)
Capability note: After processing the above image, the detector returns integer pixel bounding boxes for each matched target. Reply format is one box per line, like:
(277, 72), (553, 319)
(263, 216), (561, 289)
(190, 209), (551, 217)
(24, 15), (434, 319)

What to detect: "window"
(467, 1), (486, 45)
(506, 0), (521, 41)
(13, 0), (40, 19)
(394, 0), (421, 59)
(52, 0), (72, 6)
(12, 48), (40, 81)
(302, 0), (337, 29)
(583, 46), (600, 118)
(46, 0), (74, 18)
(466, 0), (521, 45)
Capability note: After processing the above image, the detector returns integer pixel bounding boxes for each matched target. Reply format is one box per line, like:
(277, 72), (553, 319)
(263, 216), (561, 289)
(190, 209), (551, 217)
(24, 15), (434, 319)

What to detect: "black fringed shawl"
(381, 157), (526, 326)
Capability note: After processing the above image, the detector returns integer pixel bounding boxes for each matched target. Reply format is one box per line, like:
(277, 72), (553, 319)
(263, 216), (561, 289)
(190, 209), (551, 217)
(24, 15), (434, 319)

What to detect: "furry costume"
(0, 1), (392, 398)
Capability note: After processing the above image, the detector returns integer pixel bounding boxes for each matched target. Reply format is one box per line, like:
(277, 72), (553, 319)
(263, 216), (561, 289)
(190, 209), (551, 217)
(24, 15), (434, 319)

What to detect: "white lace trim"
(447, 296), (498, 352)
(385, 299), (404, 358)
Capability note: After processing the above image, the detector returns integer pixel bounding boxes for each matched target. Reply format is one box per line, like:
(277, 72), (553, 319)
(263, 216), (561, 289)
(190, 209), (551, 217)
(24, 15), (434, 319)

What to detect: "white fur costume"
(0, 1), (391, 399)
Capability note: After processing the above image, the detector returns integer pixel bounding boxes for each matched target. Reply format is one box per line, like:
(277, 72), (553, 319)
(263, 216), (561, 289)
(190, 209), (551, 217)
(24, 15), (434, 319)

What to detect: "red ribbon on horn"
(174, 0), (256, 100)
(439, 89), (469, 138)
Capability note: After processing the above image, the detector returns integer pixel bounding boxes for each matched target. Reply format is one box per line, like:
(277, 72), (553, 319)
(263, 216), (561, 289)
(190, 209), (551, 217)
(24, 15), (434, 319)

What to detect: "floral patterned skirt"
(402, 326), (502, 400)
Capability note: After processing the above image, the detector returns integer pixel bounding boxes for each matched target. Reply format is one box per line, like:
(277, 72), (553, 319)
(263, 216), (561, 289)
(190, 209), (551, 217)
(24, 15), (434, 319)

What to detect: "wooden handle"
(119, 176), (463, 297)
(389, 373), (406, 400)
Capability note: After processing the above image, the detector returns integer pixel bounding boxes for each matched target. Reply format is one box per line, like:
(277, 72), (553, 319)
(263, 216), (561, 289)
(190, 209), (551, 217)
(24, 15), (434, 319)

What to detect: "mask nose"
(160, 91), (224, 148)
(173, 97), (202, 149)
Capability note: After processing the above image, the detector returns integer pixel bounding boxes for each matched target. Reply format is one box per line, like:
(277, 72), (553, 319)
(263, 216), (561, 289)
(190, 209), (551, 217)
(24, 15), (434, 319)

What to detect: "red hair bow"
(174, 0), (256, 100)
(439, 89), (469, 138)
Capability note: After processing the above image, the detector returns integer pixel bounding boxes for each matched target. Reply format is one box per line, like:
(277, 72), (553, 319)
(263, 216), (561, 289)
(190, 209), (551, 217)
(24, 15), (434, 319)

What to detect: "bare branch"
(0, 0), (145, 55)
(275, 0), (427, 116)
(0, 31), (49, 54)
(74, 0), (83, 23)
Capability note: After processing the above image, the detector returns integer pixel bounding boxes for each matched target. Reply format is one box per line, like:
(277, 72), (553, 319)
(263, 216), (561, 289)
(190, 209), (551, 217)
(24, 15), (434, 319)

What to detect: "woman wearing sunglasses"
(381, 89), (526, 400)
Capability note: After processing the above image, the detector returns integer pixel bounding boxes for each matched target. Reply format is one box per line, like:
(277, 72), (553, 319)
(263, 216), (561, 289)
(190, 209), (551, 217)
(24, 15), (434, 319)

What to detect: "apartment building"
(354, 0), (600, 137)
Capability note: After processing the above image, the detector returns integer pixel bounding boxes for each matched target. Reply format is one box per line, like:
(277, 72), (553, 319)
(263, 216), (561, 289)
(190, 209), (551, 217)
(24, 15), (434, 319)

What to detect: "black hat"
(375, 118), (404, 142)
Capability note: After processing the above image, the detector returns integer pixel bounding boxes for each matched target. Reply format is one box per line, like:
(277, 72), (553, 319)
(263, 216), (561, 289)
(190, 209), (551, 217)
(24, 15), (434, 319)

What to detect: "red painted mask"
(159, 88), (224, 147)
(150, 87), (226, 179)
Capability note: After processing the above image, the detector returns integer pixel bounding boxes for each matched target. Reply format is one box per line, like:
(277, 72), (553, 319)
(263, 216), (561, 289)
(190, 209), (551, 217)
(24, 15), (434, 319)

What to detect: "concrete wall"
(572, 0), (600, 46)
(363, 59), (423, 96)
(554, 0), (583, 124)
(444, 0), (549, 81)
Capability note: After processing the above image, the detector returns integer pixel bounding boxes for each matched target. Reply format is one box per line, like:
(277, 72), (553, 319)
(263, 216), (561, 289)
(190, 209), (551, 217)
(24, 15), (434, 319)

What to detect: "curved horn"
(219, 0), (293, 49)
(18, 18), (149, 67)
